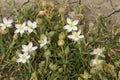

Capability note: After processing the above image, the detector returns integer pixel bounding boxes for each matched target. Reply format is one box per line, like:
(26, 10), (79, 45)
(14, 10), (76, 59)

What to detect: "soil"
(0, 0), (120, 25)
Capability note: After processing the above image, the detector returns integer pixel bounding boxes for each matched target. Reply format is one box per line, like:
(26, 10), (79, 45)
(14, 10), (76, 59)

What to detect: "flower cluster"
(0, 17), (13, 30)
(0, 17), (37, 35)
(64, 17), (84, 42)
(90, 48), (105, 66)
(16, 36), (48, 64)
(0, 17), (49, 64)
(38, 34), (48, 48)
(16, 42), (38, 63)
(15, 20), (37, 35)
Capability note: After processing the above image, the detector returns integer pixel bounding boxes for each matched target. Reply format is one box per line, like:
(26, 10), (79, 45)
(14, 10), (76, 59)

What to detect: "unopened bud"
(13, 34), (18, 40)
(48, 31), (55, 38)
(49, 2), (55, 8)
(42, 1), (46, 8)
(0, 74), (3, 80)
(58, 68), (63, 73)
(79, 13), (84, 21)
(9, 77), (15, 80)
(38, 11), (46, 16)
(78, 77), (83, 80)
(12, 56), (16, 62)
(49, 63), (57, 71)
(0, 29), (7, 34)
(59, 32), (65, 40)
(39, 61), (45, 67)
(80, 4), (84, 13)
(58, 7), (66, 15)
(30, 72), (38, 80)
(44, 50), (51, 58)
(119, 37), (120, 42)
(58, 39), (64, 46)
(36, 18), (42, 25)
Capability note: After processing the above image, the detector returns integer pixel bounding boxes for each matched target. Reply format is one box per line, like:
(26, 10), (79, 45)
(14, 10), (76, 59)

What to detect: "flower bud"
(38, 11), (46, 16)
(9, 77), (15, 80)
(13, 34), (18, 40)
(79, 4), (84, 13)
(0, 74), (3, 80)
(39, 61), (45, 67)
(78, 13), (84, 21)
(89, 22), (94, 29)
(119, 37), (120, 42)
(49, 2), (55, 8)
(30, 72), (38, 80)
(58, 7), (66, 15)
(44, 50), (51, 58)
(103, 63), (114, 73)
(48, 31), (55, 38)
(12, 56), (16, 62)
(65, 46), (70, 55)
(49, 63), (57, 71)
(42, 1), (46, 8)
(0, 30), (7, 34)
(36, 18), (42, 25)
(54, 25), (59, 30)
(58, 39), (64, 47)
(78, 77), (83, 80)
(58, 68), (63, 73)
(59, 32), (65, 40)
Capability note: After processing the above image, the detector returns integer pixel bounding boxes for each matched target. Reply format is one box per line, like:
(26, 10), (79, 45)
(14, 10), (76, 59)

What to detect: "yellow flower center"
(19, 24), (23, 30)
(28, 24), (33, 28)
(27, 45), (31, 51)
(40, 39), (45, 44)
(74, 33), (79, 38)
(69, 22), (74, 27)
(21, 55), (26, 60)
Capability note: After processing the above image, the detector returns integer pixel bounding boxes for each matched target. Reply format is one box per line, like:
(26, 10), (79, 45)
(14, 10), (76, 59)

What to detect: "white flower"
(14, 22), (27, 35)
(16, 53), (30, 63)
(91, 58), (103, 66)
(26, 20), (37, 33)
(67, 30), (84, 41)
(0, 17), (13, 30)
(39, 35), (47, 48)
(22, 42), (38, 53)
(63, 17), (78, 32)
(90, 48), (105, 57)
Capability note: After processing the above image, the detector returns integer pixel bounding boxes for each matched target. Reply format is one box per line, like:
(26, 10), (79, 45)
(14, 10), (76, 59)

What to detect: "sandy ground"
(0, 0), (120, 25)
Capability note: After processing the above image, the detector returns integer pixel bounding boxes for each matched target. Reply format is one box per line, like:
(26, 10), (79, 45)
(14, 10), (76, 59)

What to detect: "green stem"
(45, 57), (49, 69)
(0, 34), (3, 53)
(28, 61), (35, 72)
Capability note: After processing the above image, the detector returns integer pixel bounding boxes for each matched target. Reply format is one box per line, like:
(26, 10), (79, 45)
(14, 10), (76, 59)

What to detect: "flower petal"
(40, 44), (44, 48)
(67, 28), (72, 32)
(72, 26), (77, 31)
(32, 46), (38, 51)
(79, 35), (84, 38)
(74, 38), (79, 41)
(16, 58), (22, 63)
(8, 19), (13, 24)
(73, 20), (79, 25)
(15, 24), (19, 28)
(20, 30), (24, 34)
(3, 17), (7, 24)
(29, 42), (33, 48)
(22, 22), (26, 27)
(14, 29), (20, 33)
(68, 35), (74, 39)
(1, 26), (6, 30)
(67, 17), (72, 24)
(21, 60), (26, 63)
(63, 25), (70, 29)
(33, 22), (37, 28)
